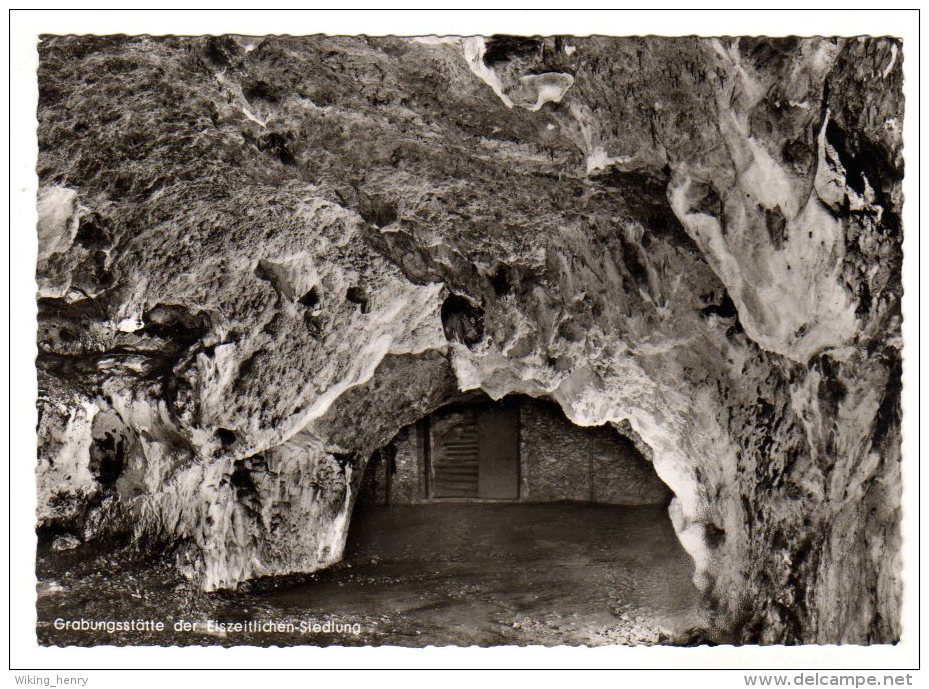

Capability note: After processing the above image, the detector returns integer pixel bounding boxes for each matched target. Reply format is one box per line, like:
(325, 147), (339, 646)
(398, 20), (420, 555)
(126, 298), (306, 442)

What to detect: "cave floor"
(36, 503), (708, 647)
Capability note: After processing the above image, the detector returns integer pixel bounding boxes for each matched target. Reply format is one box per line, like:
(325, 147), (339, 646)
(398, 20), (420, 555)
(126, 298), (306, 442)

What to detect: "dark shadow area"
(291, 392), (707, 645)
(274, 501), (707, 646)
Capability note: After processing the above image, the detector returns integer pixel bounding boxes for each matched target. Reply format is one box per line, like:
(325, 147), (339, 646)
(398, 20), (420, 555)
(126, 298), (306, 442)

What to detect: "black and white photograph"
(7, 7), (923, 682)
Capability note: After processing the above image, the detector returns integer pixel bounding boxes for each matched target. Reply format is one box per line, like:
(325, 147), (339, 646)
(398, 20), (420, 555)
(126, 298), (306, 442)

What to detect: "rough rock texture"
(35, 34), (903, 644)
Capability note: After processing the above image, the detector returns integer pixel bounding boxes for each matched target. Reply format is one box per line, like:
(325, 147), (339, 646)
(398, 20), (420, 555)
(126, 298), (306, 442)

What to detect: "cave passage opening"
(276, 392), (709, 645)
(356, 392), (674, 507)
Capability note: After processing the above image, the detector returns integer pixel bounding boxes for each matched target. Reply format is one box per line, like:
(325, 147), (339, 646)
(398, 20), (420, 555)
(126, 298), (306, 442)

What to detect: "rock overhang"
(34, 34), (903, 644)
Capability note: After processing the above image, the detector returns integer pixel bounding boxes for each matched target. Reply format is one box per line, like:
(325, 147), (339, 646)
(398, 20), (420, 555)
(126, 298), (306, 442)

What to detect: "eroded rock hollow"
(35, 34), (904, 644)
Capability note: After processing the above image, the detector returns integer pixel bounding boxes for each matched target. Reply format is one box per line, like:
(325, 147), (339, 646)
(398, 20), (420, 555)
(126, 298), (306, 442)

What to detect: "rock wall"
(35, 34), (903, 643)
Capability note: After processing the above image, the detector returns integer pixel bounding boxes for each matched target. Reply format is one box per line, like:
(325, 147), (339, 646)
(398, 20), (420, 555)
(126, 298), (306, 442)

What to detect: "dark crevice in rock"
(254, 260), (283, 296)
(235, 352), (258, 384)
(37, 348), (175, 387)
(332, 452), (354, 473)
(229, 458), (262, 509)
(618, 235), (649, 286)
(763, 206), (787, 250)
(34, 298), (156, 385)
(491, 264), (513, 296)
(345, 285), (370, 313)
(38, 294), (109, 324)
(739, 37), (802, 75)
(204, 35), (242, 68)
(39, 303), (212, 412)
(357, 192), (398, 228)
(824, 120), (880, 201)
(74, 212), (112, 250)
(242, 79), (280, 104)
(265, 132), (296, 166)
(701, 292), (738, 320)
(690, 181), (726, 231)
(141, 304), (211, 349)
(825, 39), (903, 243)
(243, 130), (296, 166)
(216, 427), (237, 448)
(697, 288), (746, 338)
(440, 294), (484, 348)
(855, 281), (872, 319)
(298, 286), (320, 309)
(872, 351), (902, 448)
(814, 355), (848, 420)
(705, 523), (727, 549)
(594, 167), (703, 253)
(89, 431), (126, 487)
(482, 36), (543, 66)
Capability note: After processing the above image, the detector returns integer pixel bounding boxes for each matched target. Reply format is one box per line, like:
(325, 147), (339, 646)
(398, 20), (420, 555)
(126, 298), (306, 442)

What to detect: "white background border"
(5, 6), (923, 681)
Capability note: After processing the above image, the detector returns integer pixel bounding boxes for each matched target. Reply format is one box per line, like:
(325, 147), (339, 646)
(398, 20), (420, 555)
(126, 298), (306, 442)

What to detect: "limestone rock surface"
(35, 34), (904, 644)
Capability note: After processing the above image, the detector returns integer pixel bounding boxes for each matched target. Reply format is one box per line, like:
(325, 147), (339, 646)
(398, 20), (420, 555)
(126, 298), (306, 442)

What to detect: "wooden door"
(477, 404), (520, 499)
(431, 411), (480, 498)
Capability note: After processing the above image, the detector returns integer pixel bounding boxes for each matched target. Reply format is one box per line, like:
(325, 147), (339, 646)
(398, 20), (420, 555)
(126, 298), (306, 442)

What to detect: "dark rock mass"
(35, 34), (903, 644)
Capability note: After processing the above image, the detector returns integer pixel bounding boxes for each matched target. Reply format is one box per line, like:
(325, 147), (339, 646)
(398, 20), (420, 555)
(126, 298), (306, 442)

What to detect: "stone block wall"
(519, 399), (670, 505)
(390, 424), (423, 504)
(356, 423), (424, 506)
(588, 425), (671, 505)
(519, 399), (591, 501)
(357, 446), (389, 506)
(358, 397), (670, 506)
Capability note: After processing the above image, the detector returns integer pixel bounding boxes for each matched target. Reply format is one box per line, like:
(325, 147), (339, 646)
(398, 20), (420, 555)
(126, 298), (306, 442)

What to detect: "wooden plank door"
(431, 411), (480, 498)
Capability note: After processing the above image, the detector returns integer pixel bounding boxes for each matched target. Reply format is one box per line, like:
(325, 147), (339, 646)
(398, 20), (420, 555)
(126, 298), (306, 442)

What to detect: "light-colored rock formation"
(35, 34), (903, 644)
